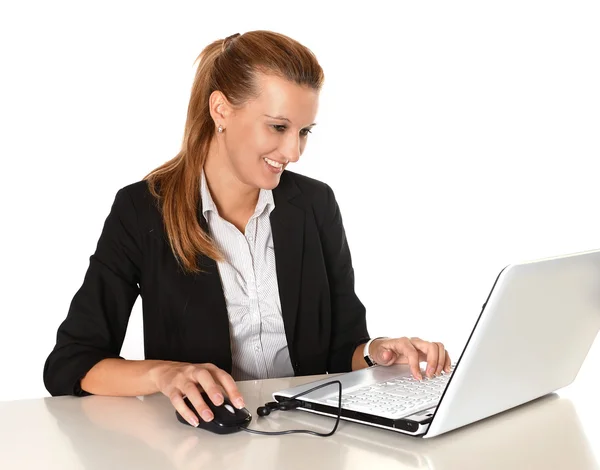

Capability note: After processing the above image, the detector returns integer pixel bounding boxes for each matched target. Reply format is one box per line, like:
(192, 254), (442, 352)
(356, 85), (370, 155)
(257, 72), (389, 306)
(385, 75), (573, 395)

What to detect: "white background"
(1, 0), (598, 436)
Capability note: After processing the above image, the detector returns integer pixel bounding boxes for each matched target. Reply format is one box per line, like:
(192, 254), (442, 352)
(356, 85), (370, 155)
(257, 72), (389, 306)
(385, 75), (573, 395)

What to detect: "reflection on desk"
(282, 393), (598, 470)
(0, 374), (598, 470)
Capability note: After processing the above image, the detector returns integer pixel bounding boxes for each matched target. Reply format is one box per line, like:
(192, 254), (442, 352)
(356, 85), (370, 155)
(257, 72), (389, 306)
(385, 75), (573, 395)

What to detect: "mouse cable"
(238, 379), (343, 437)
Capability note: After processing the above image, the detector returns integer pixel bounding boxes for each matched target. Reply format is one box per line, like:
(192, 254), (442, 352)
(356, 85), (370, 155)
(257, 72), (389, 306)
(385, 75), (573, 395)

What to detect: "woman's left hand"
(370, 337), (451, 380)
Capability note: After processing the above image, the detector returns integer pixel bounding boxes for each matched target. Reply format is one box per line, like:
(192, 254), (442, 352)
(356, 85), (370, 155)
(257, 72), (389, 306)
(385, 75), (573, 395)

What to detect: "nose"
(281, 133), (301, 163)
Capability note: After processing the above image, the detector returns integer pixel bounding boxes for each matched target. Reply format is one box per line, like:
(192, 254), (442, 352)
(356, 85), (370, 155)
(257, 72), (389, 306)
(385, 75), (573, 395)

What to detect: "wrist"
(147, 360), (180, 388)
(363, 337), (387, 366)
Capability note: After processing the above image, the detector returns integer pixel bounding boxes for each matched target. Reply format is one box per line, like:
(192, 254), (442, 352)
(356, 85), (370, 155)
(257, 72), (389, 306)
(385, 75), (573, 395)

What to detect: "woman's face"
(217, 73), (319, 190)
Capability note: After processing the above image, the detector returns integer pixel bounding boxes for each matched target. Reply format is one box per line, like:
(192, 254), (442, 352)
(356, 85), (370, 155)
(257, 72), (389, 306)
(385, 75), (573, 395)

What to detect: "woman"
(44, 31), (451, 428)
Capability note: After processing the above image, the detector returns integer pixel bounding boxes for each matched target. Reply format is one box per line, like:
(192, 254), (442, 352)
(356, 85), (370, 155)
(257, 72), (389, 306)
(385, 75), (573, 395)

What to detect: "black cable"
(238, 380), (343, 437)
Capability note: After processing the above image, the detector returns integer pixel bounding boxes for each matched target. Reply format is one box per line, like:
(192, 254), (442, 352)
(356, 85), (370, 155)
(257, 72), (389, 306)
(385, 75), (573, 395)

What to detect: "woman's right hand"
(149, 361), (245, 427)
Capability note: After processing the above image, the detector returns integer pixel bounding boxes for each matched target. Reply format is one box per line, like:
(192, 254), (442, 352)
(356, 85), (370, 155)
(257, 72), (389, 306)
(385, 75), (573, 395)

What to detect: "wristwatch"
(363, 337), (384, 367)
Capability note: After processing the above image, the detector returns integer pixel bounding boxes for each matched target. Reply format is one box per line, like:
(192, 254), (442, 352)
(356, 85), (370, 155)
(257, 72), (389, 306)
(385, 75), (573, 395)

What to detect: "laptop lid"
(274, 248), (600, 438)
(425, 248), (600, 437)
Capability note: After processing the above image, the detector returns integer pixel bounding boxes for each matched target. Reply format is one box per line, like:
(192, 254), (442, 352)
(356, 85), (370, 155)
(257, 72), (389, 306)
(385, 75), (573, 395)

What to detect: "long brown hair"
(144, 31), (325, 274)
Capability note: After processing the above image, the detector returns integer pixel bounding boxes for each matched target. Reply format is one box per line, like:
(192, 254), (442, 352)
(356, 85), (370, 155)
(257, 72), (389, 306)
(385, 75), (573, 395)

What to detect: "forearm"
(352, 343), (369, 371)
(80, 358), (181, 396)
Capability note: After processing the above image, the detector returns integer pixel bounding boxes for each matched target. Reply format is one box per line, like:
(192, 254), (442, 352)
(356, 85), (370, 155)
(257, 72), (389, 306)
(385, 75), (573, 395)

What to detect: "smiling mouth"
(264, 157), (284, 169)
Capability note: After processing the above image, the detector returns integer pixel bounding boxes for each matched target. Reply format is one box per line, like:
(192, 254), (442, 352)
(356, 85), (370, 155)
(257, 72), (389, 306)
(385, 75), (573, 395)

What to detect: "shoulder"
(278, 170), (336, 204)
(118, 180), (154, 201)
(110, 180), (163, 232)
(110, 180), (158, 214)
(277, 170), (340, 226)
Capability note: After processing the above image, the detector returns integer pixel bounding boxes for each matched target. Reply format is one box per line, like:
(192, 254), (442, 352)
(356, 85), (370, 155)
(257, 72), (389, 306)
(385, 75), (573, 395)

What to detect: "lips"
(264, 157), (285, 169)
(263, 158), (284, 174)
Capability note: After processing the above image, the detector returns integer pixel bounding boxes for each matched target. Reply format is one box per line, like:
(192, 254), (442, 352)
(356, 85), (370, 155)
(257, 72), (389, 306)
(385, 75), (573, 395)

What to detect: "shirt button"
(247, 236), (253, 242)
(255, 345), (261, 352)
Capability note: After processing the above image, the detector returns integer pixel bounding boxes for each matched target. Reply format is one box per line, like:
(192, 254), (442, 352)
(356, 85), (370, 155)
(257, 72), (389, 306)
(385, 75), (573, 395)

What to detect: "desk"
(2, 358), (599, 469)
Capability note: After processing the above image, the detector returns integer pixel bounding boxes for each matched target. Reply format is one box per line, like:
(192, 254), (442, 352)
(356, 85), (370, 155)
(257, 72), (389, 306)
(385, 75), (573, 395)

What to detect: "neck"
(203, 139), (260, 220)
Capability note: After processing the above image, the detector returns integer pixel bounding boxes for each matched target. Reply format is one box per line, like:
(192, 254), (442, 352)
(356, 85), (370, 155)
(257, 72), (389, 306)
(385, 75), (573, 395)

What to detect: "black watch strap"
(363, 337), (383, 367)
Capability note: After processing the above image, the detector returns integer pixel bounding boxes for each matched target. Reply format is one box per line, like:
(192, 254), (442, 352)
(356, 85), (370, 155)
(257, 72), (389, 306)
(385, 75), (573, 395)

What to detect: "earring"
(217, 125), (224, 133)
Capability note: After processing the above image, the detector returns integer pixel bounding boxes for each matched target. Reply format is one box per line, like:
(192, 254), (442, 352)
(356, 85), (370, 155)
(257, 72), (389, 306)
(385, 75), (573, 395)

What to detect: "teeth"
(264, 157), (283, 168)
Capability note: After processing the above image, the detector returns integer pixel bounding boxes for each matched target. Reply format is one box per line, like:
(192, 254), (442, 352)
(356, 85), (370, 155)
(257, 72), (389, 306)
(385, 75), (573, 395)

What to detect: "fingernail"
(190, 417), (199, 427)
(201, 410), (213, 421)
(234, 398), (245, 409)
(214, 393), (224, 404)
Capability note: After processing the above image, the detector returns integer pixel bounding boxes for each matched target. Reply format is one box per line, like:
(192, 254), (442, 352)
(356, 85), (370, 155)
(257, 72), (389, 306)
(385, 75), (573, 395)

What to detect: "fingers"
(157, 362), (246, 427)
(211, 367), (245, 409)
(434, 343), (446, 376)
(424, 342), (440, 378)
(400, 338), (422, 381)
(170, 391), (200, 427)
(371, 338), (396, 366)
(444, 350), (451, 373)
(189, 367), (245, 418)
(196, 363), (244, 409)
(192, 368), (224, 407)
(409, 338), (433, 378)
(372, 336), (451, 379)
(411, 338), (446, 378)
(184, 374), (216, 424)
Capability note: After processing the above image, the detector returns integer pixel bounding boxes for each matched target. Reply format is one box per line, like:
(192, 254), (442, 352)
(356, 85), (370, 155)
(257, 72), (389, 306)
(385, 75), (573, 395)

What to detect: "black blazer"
(43, 170), (371, 396)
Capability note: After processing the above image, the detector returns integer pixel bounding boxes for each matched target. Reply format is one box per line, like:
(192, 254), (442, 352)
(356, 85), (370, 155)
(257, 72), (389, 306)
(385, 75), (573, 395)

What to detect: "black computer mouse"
(175, 392), (252, 434)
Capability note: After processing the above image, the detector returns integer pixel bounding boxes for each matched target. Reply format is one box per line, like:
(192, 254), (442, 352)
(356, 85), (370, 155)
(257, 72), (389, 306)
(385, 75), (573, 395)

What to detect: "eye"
(271, 125), (312, 137)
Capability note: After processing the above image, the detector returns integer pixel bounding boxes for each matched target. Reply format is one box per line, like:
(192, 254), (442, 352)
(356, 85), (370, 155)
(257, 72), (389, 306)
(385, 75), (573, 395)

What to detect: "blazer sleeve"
(319, 184), (370, 373)
(43, 187), (142, 396)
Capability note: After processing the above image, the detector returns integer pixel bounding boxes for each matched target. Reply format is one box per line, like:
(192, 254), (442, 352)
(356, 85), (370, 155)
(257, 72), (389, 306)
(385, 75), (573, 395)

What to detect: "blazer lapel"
(271, 173), (304, 352)
(179, 174), (303, 372)
(186, 202), (232, 371)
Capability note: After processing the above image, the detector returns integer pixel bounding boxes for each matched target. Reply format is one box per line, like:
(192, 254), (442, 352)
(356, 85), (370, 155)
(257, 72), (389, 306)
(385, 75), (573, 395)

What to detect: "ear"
(208, 90), (234, 131)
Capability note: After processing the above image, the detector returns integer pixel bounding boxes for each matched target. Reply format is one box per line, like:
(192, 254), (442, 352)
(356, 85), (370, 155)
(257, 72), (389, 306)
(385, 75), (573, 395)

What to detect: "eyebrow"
(264, 114), (317, 128)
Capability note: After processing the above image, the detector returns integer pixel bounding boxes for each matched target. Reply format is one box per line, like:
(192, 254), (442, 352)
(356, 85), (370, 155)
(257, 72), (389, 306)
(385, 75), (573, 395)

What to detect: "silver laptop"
(274, 248), (600, 438)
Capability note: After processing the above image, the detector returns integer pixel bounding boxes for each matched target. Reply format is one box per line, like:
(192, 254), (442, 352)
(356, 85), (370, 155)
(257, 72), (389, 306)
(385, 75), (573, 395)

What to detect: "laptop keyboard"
(325, 364), (456, 419)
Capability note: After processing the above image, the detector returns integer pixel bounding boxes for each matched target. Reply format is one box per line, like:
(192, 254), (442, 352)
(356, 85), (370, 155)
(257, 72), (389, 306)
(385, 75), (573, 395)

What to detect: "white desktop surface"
(2, 344), (599, 469)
